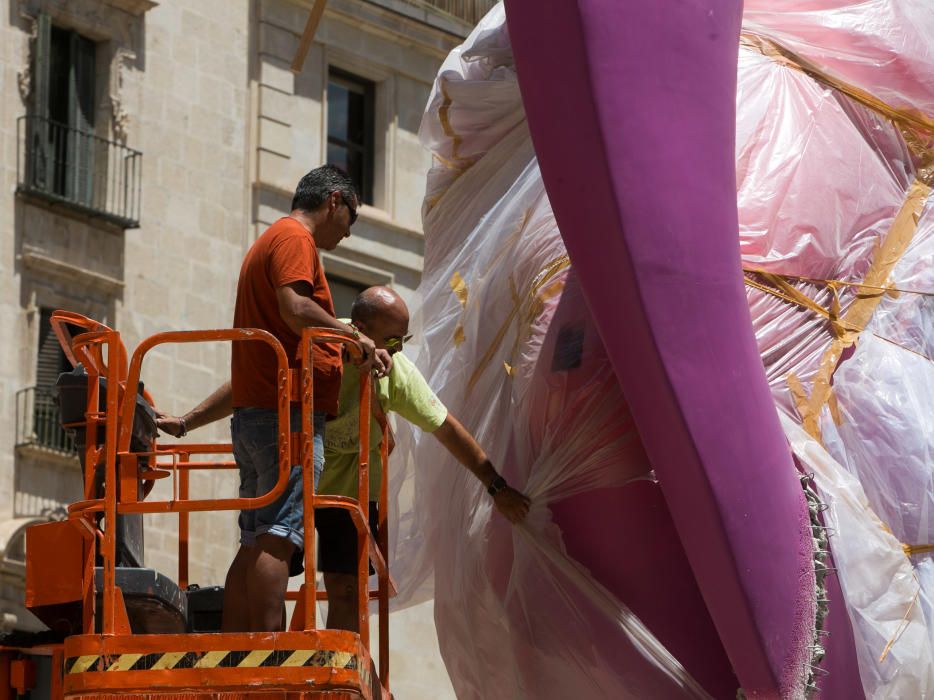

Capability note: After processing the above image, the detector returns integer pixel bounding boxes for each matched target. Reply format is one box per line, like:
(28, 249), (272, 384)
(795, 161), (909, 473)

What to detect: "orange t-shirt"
(231, 217), (342, 415)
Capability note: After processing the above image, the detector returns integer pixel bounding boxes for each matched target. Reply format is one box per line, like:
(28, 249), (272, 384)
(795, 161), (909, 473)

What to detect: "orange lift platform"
(2, 311), (394, 700)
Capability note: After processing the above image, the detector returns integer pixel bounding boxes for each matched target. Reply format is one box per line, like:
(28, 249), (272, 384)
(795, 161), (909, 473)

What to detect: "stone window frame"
(15, 0), (151, 229)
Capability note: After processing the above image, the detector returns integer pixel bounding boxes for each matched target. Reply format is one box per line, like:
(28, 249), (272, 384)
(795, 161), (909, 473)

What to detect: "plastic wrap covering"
(743, 1), (934, 123)
(392, 2), (934, 698)
(392, 8), (714, 699)
(781, 412), (934, 698)
(737, 12), (934, 695)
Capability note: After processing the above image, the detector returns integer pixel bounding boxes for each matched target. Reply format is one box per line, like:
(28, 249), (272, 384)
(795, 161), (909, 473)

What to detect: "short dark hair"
(291, 164), (358, 212)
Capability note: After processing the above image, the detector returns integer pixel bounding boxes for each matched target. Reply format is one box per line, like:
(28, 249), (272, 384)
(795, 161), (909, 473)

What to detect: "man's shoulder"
(262, 217), (310, 244)
(385, 352), (431, 395)
(389, 351), (418, 375)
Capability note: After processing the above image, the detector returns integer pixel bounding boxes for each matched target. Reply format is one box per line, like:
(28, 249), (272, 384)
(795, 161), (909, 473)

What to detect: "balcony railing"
(17, 115), (142, 229)
(15, 386), (77, 457)
(403, 0), (498, 26)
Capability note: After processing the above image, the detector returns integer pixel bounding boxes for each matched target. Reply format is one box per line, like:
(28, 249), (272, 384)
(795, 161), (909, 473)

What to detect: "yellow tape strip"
(107, 654), (142, 672)
(438, 82), (468, 165)
(450, 271), (469, 307)
(792, 179), (930, 440)
(150, 651), (186, 670)
(904, 543), (934, 557)
(879, 585), (921, 663)
(238, 649), (273, 668)
(193, 650), (229, 669)
(281, 649), (316, 667)
(467, 254), (571, 391)
(740, 32), (934, 137)
(331, 651), (354, 668)
(744, 268), (932, 299)
(69, 656), (100, 674)
(744, 272), (862, 338)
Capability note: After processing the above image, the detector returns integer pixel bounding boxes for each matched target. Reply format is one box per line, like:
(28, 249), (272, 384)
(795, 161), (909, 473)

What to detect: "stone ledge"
(14, 443), (80, 469)
(19, 249), (125, 293)
(104, 0), (159, 17)
(363, 0), (473, 37)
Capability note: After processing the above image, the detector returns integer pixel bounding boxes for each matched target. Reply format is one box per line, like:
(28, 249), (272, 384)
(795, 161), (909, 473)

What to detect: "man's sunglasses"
(340, 193), (358, 226)
(384, 334), (413, 351)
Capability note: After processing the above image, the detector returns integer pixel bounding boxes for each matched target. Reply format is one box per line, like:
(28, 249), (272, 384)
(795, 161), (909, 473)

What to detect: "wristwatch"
(487, 475), (507, 497)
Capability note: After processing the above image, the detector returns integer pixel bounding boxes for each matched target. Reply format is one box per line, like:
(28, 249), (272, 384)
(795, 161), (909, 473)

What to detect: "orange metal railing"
(48, 311), (393, 697)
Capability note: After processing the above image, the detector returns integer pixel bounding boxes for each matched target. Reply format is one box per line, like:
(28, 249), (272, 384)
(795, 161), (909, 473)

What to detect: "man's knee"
(255, 532), (296, 561)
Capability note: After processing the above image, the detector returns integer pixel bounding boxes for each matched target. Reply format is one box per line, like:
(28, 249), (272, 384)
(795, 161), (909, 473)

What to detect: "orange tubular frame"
(47, 315), (394, 700)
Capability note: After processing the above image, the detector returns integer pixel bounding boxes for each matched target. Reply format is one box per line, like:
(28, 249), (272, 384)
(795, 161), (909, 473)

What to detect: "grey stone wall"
(1, 0), (463, 695)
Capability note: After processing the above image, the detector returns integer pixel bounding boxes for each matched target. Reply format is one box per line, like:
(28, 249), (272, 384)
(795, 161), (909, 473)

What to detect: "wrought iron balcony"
(15, 386), (77, 457)
(419, 0), (497, 24)
(17, 115), (142, 229)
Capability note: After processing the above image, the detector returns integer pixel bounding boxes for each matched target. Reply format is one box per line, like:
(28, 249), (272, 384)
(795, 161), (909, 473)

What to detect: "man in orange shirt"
(202, 165), (385, 632)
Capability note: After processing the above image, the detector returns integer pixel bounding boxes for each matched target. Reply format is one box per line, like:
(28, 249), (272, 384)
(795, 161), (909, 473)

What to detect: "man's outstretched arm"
(157, 381), (233, 437)
(432, 414), (531, 524)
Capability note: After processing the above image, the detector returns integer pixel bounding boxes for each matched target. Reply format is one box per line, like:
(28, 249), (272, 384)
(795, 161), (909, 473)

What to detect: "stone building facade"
(0, 1), (494, 696)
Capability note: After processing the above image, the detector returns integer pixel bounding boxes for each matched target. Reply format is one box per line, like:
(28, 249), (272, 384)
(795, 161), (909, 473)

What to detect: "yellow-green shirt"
(319, 351), (447, 500)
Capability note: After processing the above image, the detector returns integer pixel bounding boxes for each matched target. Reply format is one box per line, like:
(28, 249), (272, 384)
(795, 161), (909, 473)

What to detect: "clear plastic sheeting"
(391, 8), (711, 700)
(737, 7), (934, 695)
(781, 412), (934, 698)
(390, 2), (934, 698)
(744, 1), (934, 121)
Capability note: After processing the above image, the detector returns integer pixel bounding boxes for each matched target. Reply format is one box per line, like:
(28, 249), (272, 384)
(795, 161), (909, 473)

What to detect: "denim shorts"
(231, 406), (326, 550)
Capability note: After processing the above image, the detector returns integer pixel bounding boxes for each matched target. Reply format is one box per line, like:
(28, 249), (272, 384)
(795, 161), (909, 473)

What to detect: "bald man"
(157, 286), (531, 632)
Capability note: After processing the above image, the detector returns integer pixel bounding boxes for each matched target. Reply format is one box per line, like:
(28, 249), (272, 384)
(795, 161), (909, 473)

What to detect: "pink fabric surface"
(506, 0), (815, 695)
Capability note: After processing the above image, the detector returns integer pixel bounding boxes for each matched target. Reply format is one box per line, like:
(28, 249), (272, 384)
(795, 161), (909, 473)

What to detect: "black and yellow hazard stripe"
(65, 649), (360, 674)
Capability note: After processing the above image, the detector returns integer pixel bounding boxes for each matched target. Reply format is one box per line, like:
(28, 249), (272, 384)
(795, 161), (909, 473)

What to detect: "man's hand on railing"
(493, 486), (532, 524)
(352, 334), (392, 378)
(155, 411), (185, 438)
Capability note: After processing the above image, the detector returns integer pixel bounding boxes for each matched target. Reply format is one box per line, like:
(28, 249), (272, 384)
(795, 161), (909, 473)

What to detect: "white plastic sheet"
(390, 8), (710, 699)
(389, 3), (934, 698)
(737, 8), (934, 696)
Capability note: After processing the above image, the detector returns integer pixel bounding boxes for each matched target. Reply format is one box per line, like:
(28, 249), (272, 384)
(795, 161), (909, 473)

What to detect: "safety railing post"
(378, 422), (390, 689)
(356, 369), (371, 649)
(101, 331), (121, 635)
(300, 330), (316, 632)
(178, 453), (190, 590)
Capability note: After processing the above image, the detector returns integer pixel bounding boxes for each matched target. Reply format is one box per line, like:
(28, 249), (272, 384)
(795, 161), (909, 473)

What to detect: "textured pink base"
(506, 0), (819, 695)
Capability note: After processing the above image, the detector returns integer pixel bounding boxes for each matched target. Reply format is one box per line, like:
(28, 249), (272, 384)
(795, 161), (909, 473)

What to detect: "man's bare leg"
(247, 533), (295, 632)
(222, 545), (255, 632)
(323, 572), (360, 631)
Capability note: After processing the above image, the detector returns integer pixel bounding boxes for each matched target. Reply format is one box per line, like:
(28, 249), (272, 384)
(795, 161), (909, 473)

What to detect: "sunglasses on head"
(339, 192), (358, 226)
(384, 334), (413, 351)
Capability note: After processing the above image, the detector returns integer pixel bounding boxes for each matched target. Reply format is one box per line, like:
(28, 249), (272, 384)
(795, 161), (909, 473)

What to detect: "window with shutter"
(36, 308), (70, 390)
(28, 14), (97, 207)
(30, 309), (74, 453)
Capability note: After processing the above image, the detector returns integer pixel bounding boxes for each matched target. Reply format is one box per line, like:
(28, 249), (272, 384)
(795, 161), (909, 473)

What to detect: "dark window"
(327, 276), (368, 320)
(327, 69), (375, 205)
